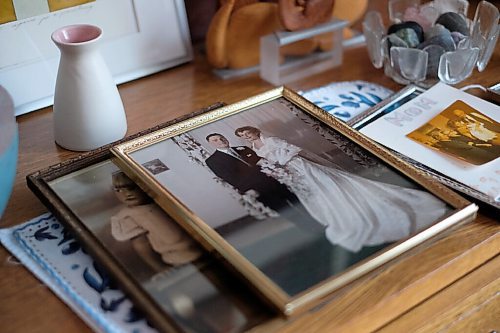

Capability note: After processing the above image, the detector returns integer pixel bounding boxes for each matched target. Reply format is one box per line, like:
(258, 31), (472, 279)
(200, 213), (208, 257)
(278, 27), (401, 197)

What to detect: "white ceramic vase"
(51, 24), (127, 151)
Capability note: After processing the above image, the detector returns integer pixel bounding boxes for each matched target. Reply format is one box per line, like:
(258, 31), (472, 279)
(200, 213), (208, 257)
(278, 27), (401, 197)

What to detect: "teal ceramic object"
(0, 86), (18, 219)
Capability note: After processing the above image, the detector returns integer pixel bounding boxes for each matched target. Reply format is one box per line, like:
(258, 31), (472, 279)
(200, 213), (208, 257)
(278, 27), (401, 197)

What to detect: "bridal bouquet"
(258, 159), (311, 197)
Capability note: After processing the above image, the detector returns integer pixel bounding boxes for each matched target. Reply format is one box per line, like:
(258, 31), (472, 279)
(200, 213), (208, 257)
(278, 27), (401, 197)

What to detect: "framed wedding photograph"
(27, 103), (276, 333)
(111, 87), (478, 315)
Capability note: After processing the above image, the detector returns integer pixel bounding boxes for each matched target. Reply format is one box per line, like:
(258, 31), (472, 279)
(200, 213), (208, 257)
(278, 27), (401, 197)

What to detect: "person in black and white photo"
(204, 133), (324, 233)
(234, 126), (448, 252)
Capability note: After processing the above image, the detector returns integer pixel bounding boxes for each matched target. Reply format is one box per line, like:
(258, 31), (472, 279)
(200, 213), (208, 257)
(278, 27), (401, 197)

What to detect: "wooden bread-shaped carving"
(219, 0), (259, 11)
(278, 0), (335, 31)
(316, 0), (368, 51)
(206, 0), (368, 69)
(332, 0), (368, 27)
(206, 0), (236, 68)
(226, 2), (282, 69)
(207, 1), (319, 69)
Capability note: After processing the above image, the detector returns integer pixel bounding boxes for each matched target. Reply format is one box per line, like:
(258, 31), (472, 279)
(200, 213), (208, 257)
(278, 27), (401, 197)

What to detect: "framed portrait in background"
(111, 87), (478, 315)
(0, 0), (193, 116)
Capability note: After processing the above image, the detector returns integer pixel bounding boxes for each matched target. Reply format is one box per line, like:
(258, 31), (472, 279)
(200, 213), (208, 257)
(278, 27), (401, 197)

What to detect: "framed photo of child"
(111, 87), (478, 315)
(27, 103), (277, 333)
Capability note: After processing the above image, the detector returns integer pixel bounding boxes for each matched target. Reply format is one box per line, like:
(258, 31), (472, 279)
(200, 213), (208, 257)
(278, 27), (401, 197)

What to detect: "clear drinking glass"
(0, 86), (18, 219)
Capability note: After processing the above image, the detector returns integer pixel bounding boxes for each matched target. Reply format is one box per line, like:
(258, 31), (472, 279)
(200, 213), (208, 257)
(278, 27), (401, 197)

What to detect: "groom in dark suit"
(206, 133), (337, 292)
(205, 133), (296, 210)
(205, 133), (322, 232)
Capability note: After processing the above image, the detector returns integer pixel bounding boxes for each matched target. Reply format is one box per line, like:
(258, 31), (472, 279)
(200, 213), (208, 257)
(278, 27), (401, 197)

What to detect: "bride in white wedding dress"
(235, 126), (448, 252)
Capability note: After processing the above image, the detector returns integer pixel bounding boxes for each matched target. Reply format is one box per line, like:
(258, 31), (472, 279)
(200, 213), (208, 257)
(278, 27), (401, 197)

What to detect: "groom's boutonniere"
(235, 147), (245, 151)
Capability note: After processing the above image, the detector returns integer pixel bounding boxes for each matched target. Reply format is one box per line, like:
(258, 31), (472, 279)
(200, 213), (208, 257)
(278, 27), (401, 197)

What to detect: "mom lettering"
(384, 97), (438, 127)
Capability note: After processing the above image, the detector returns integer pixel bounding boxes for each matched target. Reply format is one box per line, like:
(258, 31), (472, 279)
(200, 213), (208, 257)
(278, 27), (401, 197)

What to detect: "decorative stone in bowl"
(363, 0), (499, 87)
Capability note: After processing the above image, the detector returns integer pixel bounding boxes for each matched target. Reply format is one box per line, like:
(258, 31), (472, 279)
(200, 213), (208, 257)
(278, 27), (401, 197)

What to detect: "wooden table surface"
(1, 15), (499, 333)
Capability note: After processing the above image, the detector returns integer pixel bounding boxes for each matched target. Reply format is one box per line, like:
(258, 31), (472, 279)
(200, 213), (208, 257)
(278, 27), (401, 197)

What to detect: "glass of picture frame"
(110, 87), (478, 316)
(347, 84), (427, 130)
(27, 104), (278, 333)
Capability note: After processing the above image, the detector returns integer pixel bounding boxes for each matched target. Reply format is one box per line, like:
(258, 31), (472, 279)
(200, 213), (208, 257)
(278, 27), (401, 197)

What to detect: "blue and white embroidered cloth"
(300, 81), (394, 122)
(0, 213), (156, 333)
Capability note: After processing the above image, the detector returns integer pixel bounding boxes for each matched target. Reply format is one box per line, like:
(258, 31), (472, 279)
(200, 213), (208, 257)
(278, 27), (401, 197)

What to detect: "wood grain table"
(1, 21), (499, 333)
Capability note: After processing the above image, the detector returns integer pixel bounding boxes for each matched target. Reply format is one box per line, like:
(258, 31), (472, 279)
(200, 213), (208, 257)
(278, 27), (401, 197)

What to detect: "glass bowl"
(363, 0), (499, 87)
(0, 85), (18, 219)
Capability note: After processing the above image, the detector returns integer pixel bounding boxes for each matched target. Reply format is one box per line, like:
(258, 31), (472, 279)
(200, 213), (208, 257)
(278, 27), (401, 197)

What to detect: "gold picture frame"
(111, 87), (478, 315)
(27, 103), (276, 333)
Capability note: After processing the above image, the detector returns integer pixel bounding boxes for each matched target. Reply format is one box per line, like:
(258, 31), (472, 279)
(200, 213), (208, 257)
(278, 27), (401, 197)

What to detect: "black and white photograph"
(47, 160), (271, 333)
(142, 159), (170, 175)
(111, 89), (469, 313)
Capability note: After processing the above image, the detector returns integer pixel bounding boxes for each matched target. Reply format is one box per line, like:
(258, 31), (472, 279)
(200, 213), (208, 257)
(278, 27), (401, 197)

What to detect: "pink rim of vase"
(51, 24), (102, 46)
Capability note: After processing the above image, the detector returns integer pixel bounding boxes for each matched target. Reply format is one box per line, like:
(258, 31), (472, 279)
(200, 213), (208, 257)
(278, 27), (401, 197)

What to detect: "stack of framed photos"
(28, 87), (478, 332)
